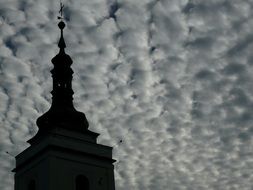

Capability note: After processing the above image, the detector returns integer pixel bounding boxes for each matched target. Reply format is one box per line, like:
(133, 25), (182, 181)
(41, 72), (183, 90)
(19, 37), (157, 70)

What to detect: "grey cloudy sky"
(1, 0), (253, 189)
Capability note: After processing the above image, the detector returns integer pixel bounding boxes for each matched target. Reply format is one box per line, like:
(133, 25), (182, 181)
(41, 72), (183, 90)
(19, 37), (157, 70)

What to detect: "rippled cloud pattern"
(1, 0), (253, 189)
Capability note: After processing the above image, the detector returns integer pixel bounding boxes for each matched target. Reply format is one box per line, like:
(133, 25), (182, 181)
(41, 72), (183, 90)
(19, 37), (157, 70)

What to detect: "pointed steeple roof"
(28, 18), (98, 145)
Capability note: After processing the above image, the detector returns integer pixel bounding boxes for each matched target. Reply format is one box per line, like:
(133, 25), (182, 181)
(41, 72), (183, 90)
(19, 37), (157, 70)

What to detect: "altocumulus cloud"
(1, 0), (253, 189)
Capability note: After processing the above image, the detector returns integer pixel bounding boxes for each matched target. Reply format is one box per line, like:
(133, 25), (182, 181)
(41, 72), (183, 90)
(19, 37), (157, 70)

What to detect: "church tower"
(12, 8), (116, 190)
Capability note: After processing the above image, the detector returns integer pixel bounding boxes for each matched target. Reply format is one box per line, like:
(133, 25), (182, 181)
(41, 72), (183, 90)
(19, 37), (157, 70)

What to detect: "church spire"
(28, 5), (91, 144)
(13, 5), (116, 190)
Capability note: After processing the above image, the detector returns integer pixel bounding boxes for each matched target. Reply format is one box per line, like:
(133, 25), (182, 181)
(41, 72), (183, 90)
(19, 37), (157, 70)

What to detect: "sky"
(1, 0), (253, 189)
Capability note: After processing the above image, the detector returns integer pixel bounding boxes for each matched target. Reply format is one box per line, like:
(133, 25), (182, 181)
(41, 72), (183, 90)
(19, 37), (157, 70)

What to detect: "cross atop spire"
(57, 2), (66, 51)
(58, 1), (65, 20)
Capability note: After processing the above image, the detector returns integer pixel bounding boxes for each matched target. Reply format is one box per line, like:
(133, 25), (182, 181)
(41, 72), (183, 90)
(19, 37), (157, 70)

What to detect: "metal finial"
(58, 22), (66, 50)
(57, 2), (66, 51)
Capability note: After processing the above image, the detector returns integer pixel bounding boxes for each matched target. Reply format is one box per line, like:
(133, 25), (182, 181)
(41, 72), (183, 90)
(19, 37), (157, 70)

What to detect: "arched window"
(28, 179), (36, 190)
(76, 175), (89, 190)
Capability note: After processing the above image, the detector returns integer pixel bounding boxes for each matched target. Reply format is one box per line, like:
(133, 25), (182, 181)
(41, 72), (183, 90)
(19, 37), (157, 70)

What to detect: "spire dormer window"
(27, 179), (36, 190)
(76, 175), (89, 190)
